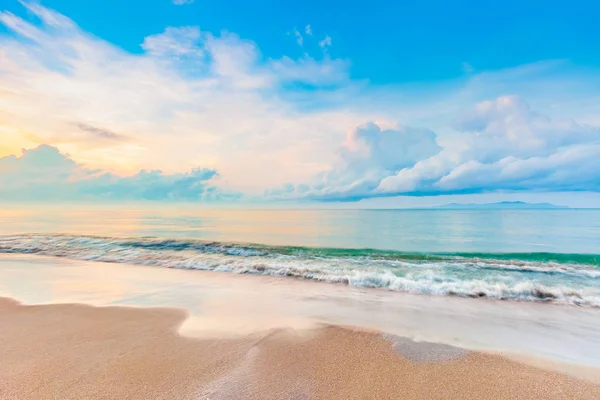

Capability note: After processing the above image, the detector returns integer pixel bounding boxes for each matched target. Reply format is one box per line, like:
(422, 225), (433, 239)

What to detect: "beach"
(2, 297), (600, 400)
(2, 0), (600, 395)
(1, 254), (600, 399)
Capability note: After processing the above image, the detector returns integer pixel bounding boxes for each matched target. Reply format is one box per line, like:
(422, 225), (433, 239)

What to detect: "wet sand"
(3, 253), (600, 369)
(1, 297), (599, 400)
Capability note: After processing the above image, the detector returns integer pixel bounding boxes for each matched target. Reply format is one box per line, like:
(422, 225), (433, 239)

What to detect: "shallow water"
(1, 206), (599, 306)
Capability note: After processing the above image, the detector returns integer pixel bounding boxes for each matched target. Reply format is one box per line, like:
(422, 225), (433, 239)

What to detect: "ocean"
(1, 206), (599, 307)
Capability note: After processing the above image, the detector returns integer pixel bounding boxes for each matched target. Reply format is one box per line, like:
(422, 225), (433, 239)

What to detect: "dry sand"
(1, 297), (599, 400)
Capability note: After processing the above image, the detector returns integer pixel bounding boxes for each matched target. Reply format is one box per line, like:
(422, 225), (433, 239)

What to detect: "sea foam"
(1, 234), (599, 307)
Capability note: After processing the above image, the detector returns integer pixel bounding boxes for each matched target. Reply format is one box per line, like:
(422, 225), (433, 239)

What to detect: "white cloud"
(268, 122), (441, 200)
(305, 25), (312, 36)
(462, 62), (474, 74)
(376, 96), (600, 196)
(269, 55), (349, 85)
(0, 145), (232, 201)
(0, 3), (358, 195)
(319, 35), (332, 50)
(2, 3), (600, 203)
(294, 28), (303, 46)
(172, 0), (195, 5)
(268, 96), (600, 200)
(142, 27), (203, 58)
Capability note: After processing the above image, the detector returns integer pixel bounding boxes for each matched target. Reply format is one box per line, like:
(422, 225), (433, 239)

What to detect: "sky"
(1, 0), (600, 207)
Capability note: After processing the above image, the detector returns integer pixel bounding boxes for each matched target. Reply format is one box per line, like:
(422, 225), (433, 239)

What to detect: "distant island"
(432, 201), (569, 210)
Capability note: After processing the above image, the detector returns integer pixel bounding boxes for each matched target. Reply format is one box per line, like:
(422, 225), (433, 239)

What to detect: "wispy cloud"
(75, 123), (127, 141)
(293, 28), (303, 46)
(0, 2), (356, 192)
(462, 62), (474, 74)
(142, 26), (204, 57)
(172, 0), (195, 5)
(319, 35), (332, 52)
(290, 25), (316, 47)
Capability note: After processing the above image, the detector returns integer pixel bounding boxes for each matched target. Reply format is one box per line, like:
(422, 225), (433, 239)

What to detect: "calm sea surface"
(0, 206), (599, 254)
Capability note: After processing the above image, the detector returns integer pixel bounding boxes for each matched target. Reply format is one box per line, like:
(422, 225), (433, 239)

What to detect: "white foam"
(1, 234), (599, 307)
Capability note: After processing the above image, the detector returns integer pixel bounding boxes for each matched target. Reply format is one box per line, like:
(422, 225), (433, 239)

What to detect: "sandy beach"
(1, 254), (600, 399)
(1, 296), (599, 400)
(2, 0), (600, 394)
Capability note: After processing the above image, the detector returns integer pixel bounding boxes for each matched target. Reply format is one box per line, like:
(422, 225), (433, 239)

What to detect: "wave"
(1, 234), (599, 307)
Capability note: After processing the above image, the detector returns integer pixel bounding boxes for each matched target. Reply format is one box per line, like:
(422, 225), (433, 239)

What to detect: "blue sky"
(3, 0), (598, 83)
(3, 0), (600, 84)
(1, 1), (600, 206)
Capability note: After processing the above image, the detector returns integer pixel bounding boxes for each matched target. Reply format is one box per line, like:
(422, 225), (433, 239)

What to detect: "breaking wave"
(1, 234), (599, 307)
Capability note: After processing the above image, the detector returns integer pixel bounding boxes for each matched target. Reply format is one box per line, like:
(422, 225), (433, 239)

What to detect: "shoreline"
(1, 296), (600, 399)
(1, 254), (600, 369)
(1, 234), (599, 308)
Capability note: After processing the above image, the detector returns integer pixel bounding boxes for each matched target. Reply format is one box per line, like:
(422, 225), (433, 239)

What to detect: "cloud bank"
(270, 96), (600, 200)
(0, 146), (232, 201)
(377, 96), (600, 196)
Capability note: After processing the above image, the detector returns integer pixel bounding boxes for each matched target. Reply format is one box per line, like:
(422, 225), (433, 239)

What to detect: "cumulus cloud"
(377, 96), (600, 196)
(433, 145), (600, 193)
(269, 96), (600, 200)
(267, 122), (441, 200)
(336, 122), (440, 177)
(0, 145), (233, 201)
(0, 145), (78, 193)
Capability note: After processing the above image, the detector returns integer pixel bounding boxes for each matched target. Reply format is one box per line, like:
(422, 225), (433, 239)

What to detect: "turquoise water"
(0, 207), (599, 306)
(1, 207), (599, 253)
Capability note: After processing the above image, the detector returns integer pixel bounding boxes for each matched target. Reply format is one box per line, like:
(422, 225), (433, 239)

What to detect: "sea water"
(1, 206), (599, 307)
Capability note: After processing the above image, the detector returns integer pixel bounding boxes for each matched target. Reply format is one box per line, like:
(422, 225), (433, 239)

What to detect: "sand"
(1, 297), (599, 400)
